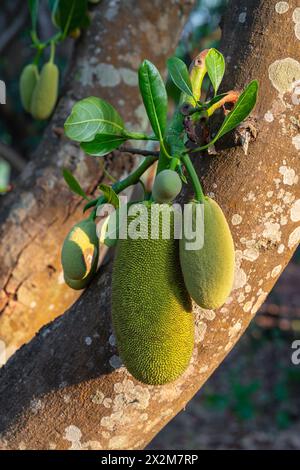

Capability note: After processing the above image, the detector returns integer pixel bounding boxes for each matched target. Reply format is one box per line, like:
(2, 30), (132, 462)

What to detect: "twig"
(0, 142), (26, 172)
(119, 146), (160, 157)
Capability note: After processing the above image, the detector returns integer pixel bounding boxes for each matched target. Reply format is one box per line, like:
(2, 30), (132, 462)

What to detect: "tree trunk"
(1, 0), (300, 450)
(0, 0), (194, 358)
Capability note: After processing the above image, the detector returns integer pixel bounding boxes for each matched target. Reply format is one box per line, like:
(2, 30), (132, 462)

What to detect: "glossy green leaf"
(98, 184), (119, 209)
(138, 60), (168, 141)
(52, 0), (89, 35)
(28, 0), (39, 31)
(213, 80), (258, 142)
(63, 168), (89, 200)
(81, 134), (126, 157)
(64, 97), (125, 143)
(167, 57), (194, 99)
(203, 92), (228, 109)
(205, 48), (225, 95)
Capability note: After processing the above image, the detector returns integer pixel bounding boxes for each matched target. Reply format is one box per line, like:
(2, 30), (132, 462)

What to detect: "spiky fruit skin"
(61, 219), (99, 281)
(19, 64), (39, 112)
(179, 197), (235, 309)
(111, 204), (194, 385)
(31, 62), (59, 120)
(152, 170), (182, 203)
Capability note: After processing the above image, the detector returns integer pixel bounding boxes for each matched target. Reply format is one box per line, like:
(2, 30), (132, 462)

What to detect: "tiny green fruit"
(30, 62), (59, 120)
(19, 64), (39, 113)
(152, 169), (182, 203)
(61, 219), (99, 281)
(180, 197), (235, 309)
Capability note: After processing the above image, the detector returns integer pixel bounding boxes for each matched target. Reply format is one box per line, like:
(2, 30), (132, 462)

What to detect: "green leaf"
(167, 57), (194, 99)
(98, 184), (119, 209)
(62, 168), (89, 200)
(205, 48), (225, 96)
(52, 0), (90, 35)
(138, 60), (168, 141)
(212, 80), (258, 142)
(28, 0), (39, 31)
(81, 134), (126, 157)
(64, 97), (125, 143)
(203, 92), (228, 109)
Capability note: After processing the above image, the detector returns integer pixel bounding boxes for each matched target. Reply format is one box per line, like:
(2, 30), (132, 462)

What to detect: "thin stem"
(125, 131), (158, 141)
(83, 155), (158, 212)
(49, 41), (56, 63)
(33, 47), (43, 66)
(119, 146), (160, 157)
(181, 154), (205, 202)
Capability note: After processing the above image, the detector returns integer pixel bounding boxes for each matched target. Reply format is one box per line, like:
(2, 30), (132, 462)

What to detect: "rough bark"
(0, 0), (193, 357)
(0, 0), (300, 451)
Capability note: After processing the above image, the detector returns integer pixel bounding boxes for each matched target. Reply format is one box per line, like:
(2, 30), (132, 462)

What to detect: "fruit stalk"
(83, 154), (159, 212)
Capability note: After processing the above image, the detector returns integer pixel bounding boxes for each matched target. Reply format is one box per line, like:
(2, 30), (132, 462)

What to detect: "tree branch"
(1, 0), (300, 450)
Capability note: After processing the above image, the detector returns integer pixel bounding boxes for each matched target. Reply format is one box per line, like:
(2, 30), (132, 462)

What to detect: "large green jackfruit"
(179, 197), (235, 309)
(111, 204), (194, 385)
(152, 169), (182, 204)
(31, 62), (59, 120)
(19, 64), (39, 113)
(61, 219), (99, 281)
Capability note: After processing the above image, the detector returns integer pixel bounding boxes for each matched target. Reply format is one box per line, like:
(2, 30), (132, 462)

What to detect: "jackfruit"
(19, 64), (39, 113)
(152, 169), (182, 203)
(179, 197), (235, 309)
(61, 219), (99, 281)
(31, 62), (59, 120)
(64, 257), (97, 290)
(111, 203), (194, 385)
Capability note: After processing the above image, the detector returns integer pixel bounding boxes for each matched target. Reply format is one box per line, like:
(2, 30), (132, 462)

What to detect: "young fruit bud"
(19, 64), (39, 113)
(30, 62), (59, 120)
(179, 197), (235, 309)
(152, 169), (182, 204)
(112, 204), (194, 385)
(61, 219), (99, 281)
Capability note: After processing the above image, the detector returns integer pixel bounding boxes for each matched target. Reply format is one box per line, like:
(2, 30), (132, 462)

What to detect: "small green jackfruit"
(152, 169), (182, 203)
(31, 62), (59, 120)
(111, 204), (194, 385)
(179, 197), (235, 309)
(61, 219), (99, 281)
(19, 64), (39, 113)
